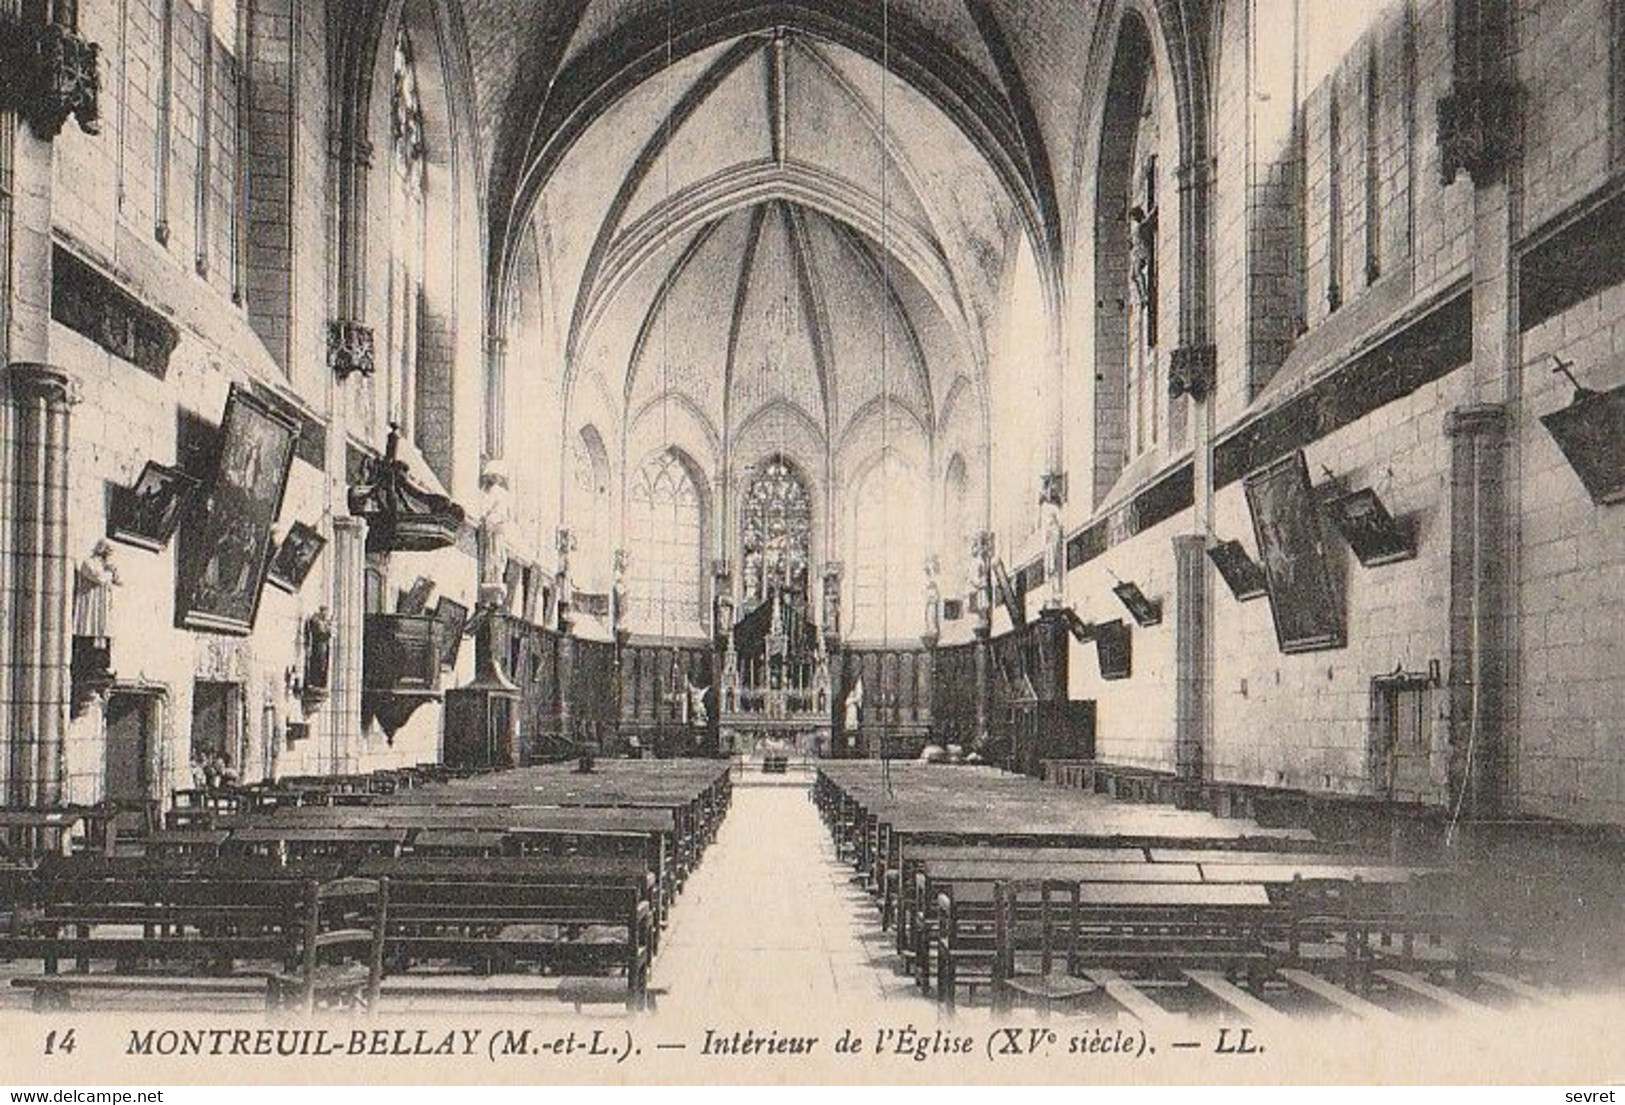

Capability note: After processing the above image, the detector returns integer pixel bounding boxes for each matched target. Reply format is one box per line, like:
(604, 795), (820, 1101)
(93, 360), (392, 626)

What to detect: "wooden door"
(104, 693), (152, 803)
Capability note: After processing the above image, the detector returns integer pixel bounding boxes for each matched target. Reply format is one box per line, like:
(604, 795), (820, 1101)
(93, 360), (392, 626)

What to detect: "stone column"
(555, 629), (576, 750)
(484, 333), (506, 463)
(1173, 146), (1219, 796)
(328, 516), (366, 774)
(1439, 0), (1521, 822)
(973, 625), (991, 750)
(971, 529), (995, 749)
(1444, 405), (1510, 818)
(328, 129), (373, 343)
(5, 364), (73, 806)
(1172, 534), (1209, 783)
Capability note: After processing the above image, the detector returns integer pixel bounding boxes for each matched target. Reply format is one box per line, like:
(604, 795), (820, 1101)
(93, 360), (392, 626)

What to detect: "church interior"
(0, 0), (1622, 1021)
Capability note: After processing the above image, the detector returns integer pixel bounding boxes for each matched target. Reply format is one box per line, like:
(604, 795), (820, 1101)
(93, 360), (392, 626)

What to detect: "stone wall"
(1050, 0), (1625, 827)
(8, 0), (484, 809)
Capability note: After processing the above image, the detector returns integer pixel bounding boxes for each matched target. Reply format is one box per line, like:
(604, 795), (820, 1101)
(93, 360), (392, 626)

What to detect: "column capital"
(0, 12), (102, 141)
(1039, 470), (1068, 508)
(7, 363), (75, 404)
(327, 320), (376, 381)
(1175, 156), (1217, 191)
(327, 131), (375, 169)
(1169, 343), (1217, 401)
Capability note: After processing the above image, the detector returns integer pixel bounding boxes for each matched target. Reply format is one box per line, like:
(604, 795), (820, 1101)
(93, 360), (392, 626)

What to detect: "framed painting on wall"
(1206, 539), (1269, 601)
(433, 597), (469, 669)
(1094, 619), (1133, 681)
(108, 460), (199, 552)
(174, 385), (299, 635)
(266, 521), (326, 593)
(1244, 450), (1346, 654)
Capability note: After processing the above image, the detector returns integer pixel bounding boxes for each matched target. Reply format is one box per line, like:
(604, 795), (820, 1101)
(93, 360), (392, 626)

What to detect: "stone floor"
(649, 776), (941, 1020)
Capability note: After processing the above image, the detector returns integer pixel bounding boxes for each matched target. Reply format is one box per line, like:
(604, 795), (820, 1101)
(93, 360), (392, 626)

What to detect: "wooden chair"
(266, 876), (389, 1014)
(992, 878), (1098, 1015)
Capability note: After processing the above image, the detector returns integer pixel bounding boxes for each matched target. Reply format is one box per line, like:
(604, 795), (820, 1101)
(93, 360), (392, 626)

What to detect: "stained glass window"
(627, 451), (704, 631)
(740, 455), (811, 606)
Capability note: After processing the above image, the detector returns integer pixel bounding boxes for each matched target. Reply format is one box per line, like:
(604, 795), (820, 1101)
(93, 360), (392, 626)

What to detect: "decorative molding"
(1215, 289), (1473, 488)
(0, 9), (101, 141)
(51, 246), (178, 378)
(327, 319), (376, 380)
(7, 362), (75, 404)
(1168, 343), (1217, 402)
(1038, 470), (1068, 507)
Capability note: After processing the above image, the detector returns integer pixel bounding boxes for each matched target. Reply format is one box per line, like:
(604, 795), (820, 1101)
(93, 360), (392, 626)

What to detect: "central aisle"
(650, 776), (936, 1018)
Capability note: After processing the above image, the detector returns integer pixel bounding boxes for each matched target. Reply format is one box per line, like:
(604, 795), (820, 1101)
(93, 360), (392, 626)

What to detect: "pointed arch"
(625, 447), (710, 633)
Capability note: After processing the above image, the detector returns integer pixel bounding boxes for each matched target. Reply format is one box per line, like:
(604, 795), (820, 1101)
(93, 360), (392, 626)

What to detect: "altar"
(717, 588), (832, 757)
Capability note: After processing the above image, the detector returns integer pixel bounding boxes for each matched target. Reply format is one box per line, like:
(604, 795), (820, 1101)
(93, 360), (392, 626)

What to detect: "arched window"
(740, 455), (812, 606)
(197, 0), (243, 295)
(570, 427), (611, 592)
(387, 26), (428, 439)
(1093, 15), (1170, 496)
(943, 453), (971, 595)
(850, 456), (925, 641)
(627, 451), (704, 632)
(1126, 69), (1161, 459)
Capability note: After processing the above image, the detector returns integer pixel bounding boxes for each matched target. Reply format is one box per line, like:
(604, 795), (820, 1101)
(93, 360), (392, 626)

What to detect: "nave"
(5, 756), (1614, 1024)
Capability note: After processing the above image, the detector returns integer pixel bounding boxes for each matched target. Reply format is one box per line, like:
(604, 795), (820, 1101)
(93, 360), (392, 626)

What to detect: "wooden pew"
(939, 879), (1282, 1008)
(355, 856), (654, 1009)
(254, 808), (673, 925)
(144, 829), (232, 860)
(1, 857), (351, 1010)
(226, 826), (410, 865)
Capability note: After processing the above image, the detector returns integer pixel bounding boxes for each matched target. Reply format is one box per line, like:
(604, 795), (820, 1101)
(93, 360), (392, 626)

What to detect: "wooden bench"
(355, 856), (654, 1009)
(143, 829), (232, 860)
(2, 860), (379, 1012)
(936, 880), (1281, 1008)
(0, 808), (95, 863)
(226, 826), (410, 864)
(890, 844), (1149, 948)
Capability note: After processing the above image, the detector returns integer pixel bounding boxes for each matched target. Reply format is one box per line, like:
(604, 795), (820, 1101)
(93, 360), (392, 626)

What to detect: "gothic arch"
(328, 0), (486, 493)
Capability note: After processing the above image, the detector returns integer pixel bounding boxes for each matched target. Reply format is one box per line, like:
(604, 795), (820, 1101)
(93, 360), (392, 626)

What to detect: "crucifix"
(1128, 153), (1159, 346)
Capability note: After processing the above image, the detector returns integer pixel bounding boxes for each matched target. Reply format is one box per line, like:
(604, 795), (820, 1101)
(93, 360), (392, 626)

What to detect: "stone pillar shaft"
(556, 632), (576, 747)
(1172, 534), (1209, 782)
(329, 516), (366, 774)
(6, 364), (72, 807)
(1445, 405), (1510, 818)
(973, 627), (990, 748)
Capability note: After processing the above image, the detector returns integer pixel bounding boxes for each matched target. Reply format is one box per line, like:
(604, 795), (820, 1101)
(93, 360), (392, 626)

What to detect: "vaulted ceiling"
(455, 0), (1149, 478)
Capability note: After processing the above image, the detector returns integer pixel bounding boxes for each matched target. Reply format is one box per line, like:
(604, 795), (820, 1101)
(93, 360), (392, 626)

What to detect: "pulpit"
(362, 612), (441, 738)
